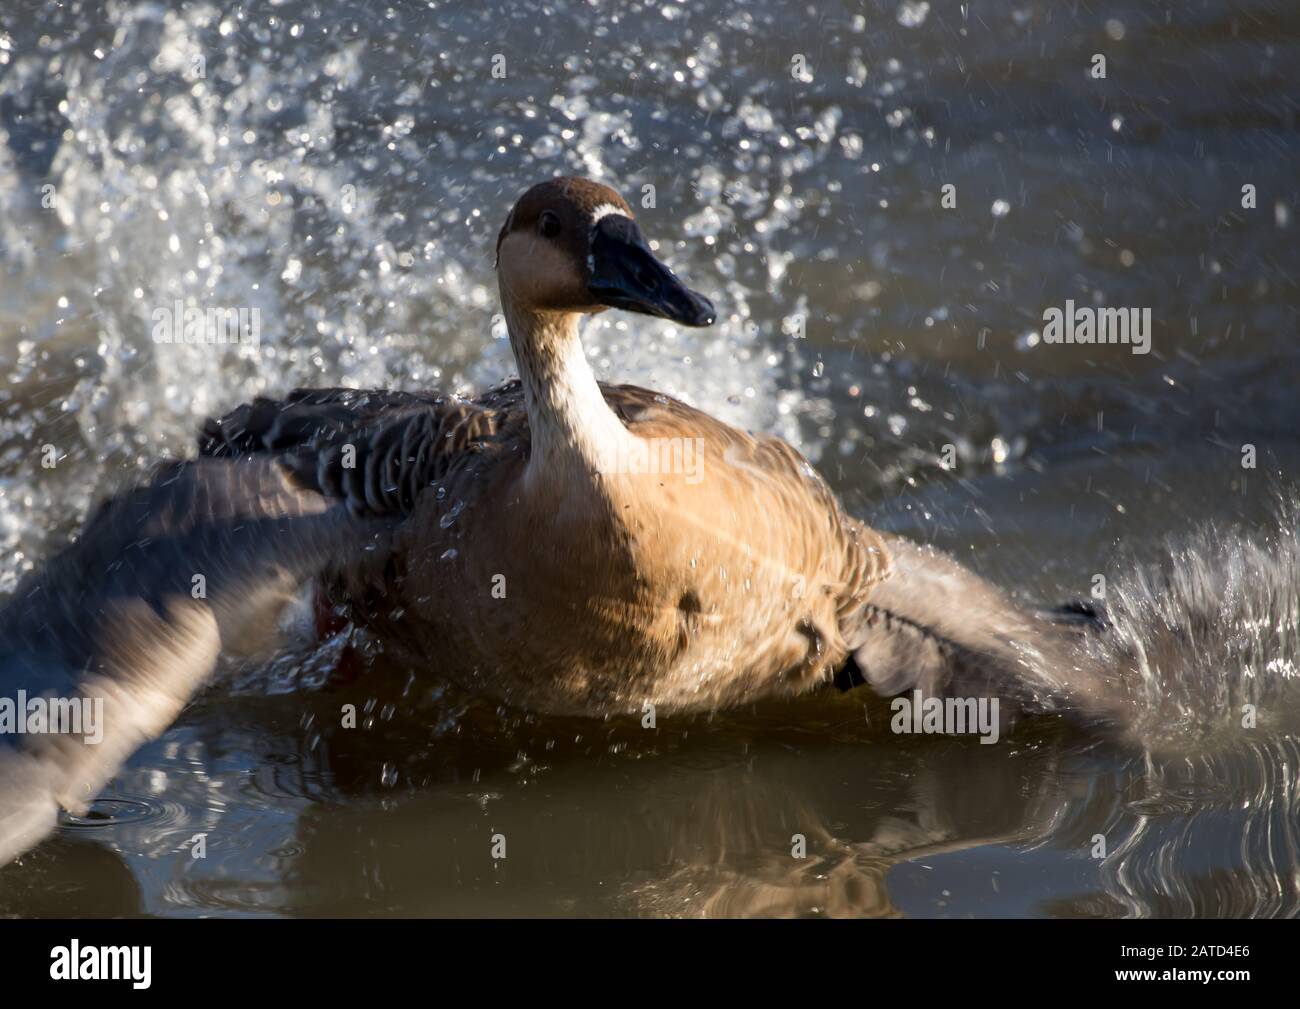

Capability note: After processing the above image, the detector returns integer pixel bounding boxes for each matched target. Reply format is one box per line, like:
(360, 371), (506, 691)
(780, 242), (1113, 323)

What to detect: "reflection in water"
(0, 834), (145, 917)
(1086, 738), (1300, 919)
(6, 631), (1297, 919)
(618, 737), (1300, 918)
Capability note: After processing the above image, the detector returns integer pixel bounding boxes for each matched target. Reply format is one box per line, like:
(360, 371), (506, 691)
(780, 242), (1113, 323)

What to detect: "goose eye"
(539, 212), (561, 239)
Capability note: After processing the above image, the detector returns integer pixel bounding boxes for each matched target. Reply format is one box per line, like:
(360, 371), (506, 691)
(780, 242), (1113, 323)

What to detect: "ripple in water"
(59, 795), (159, 831)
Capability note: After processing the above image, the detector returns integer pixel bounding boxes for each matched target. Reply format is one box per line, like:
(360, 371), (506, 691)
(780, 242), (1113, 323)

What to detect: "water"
(0, 0), (1298, 916)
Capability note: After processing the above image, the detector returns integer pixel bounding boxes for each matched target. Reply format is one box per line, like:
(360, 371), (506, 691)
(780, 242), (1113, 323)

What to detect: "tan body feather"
(343, 380), (893, 715)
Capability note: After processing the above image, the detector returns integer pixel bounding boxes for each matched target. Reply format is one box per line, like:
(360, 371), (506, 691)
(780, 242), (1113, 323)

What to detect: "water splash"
(0, 0), (895, 590)
(1090, 502), (1300, 750)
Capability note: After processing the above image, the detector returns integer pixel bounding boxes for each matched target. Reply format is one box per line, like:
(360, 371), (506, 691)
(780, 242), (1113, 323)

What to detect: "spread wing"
(0, 381), (531, 863)
(0, 455), (393, 863)
(841, 535), (1118, 722)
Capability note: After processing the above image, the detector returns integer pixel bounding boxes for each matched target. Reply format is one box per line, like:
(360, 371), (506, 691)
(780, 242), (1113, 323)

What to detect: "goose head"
(495, 177), (715, 327)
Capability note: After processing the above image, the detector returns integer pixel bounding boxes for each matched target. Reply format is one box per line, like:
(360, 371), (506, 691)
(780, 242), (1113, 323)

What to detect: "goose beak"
(587, 215), (716, 327)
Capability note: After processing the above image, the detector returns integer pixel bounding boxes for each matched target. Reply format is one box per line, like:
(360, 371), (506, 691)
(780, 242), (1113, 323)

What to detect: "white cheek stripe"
(590, 203), (628, 226)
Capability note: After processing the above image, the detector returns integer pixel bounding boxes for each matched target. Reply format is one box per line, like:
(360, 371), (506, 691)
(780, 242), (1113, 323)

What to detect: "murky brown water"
(0, 0), (1298, 916)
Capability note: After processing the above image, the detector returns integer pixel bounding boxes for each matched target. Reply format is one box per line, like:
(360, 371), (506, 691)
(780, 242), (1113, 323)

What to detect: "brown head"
(495, 177), (715, 326)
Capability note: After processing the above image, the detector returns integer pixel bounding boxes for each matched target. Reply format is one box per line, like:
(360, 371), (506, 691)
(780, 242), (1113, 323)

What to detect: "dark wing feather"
(198, 387), (446, 458)
(200, 382), (526, 517)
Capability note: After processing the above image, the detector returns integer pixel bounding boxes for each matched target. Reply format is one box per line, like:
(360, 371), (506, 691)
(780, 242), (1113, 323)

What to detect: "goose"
(0, 177), (1113, 862)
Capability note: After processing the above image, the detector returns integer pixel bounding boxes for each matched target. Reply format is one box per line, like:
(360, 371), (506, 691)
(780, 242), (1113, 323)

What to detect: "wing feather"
(0, 456), (382, 863)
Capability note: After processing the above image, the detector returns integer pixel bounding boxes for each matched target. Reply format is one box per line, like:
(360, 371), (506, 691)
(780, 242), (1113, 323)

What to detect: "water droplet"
(896, 1), (930, 28)
(530, 135), (561, 159)
(439, 499), (465, 528)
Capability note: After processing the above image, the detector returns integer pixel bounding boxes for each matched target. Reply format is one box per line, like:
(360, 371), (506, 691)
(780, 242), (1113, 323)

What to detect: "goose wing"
(0, 383), (530, 862)
(0, 455), (392, 863)
(841, 535), (1118, 722)
(200, 382), (526, 516)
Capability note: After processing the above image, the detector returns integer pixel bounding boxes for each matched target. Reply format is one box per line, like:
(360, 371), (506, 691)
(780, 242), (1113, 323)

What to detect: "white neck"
(501, 295), (632, 483)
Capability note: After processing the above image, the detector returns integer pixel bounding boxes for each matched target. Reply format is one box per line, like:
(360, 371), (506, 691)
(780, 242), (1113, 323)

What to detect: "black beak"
(587, 215), (716, 327)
